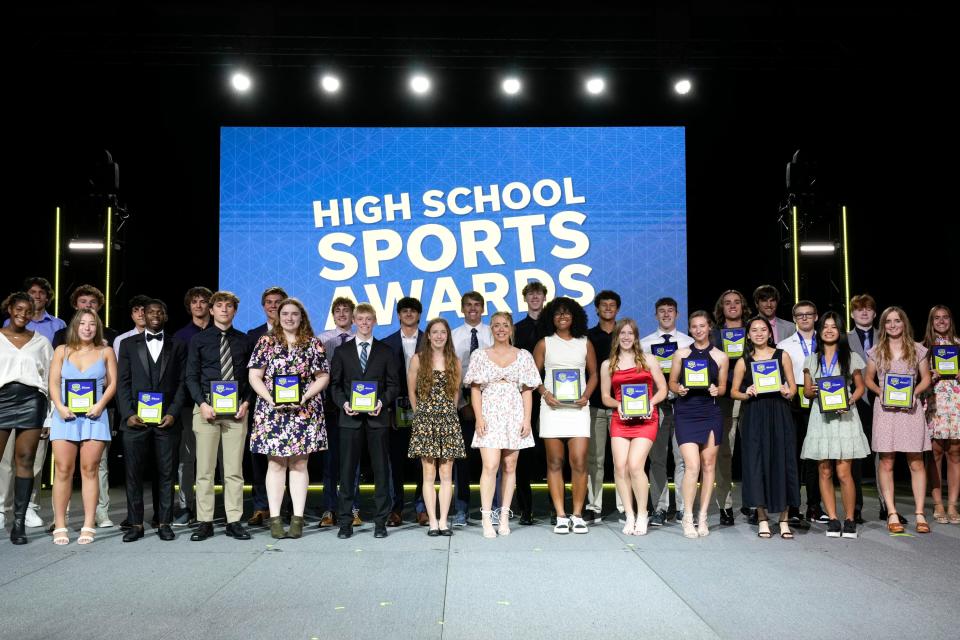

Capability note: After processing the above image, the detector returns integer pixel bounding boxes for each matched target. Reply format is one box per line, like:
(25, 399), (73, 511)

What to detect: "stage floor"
(2, 485), (956, 640)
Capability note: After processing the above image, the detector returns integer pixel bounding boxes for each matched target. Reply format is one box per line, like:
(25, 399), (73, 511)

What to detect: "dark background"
(5, 2), (955, 335)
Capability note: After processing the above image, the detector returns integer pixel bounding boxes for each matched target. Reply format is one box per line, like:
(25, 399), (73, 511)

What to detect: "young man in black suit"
(329, 303), (400, 539)
(116, 300), (188, 541)
(381, 296), (426, 526)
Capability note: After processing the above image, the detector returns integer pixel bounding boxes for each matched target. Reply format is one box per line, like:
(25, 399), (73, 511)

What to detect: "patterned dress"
(869, 343), (930, 452)
(926, 337), (960, 440)
(464, 348), (541, 449)
(408, 370), (467, 460)
(248, 335), (328, 457)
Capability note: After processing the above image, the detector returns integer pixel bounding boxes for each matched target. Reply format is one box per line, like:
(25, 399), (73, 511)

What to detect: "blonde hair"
(415, 318), (459, 401)
(875, 306), (919, 371)
(923, 305), (958, 349)
(489, 311), (514, 344)
(608, 318), (648, 373)
(65, 309), (105, 350)
(353, 302), (376, 318)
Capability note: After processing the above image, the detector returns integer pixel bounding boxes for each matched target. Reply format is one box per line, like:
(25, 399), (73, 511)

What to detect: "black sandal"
(757, 519), (772, 539)
(778, 520), (794, 539)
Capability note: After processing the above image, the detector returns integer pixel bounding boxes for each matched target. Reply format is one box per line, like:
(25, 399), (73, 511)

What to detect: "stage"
(1, 485), (956, 640)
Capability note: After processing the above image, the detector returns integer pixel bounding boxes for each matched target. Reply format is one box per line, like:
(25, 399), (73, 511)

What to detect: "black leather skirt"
(0, 382), (47, 429)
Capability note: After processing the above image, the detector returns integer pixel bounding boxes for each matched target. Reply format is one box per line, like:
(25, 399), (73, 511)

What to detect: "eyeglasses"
(554, 310), (572, 317)
(794, 313), (816, 319)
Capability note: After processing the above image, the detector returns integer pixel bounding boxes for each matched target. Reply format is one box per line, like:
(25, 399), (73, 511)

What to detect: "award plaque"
(722, 328), (746, 359)
(273, 375), (301, 405)
(816, 376), (849, 413)
(882, 373), (914, 409)
(620, 383), (652, 418)
(751, 360), (782, 394)
(933, 345), (959, 377)
(211, 381), (239, 415)
(395, 397), (414, 428)
(137, 391), (164, 424)
(552, 369), (582, 403)
(64, 379), (96, 414)
(796, 385), (811, 409)
(350, 381), (379, 412)
(682, 359), (709, 389)
(651, 342), (678, 374)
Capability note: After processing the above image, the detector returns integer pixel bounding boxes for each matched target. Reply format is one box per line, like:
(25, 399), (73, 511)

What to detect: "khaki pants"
(193, 407), (247, 524)
(586, 407), (612, 513)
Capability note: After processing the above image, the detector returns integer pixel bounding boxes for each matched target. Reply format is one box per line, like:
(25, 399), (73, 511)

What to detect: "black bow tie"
(146, 332), (164, 342)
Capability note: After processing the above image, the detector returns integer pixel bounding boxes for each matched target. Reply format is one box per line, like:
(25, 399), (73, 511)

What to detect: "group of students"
(0, 276), (957, 545)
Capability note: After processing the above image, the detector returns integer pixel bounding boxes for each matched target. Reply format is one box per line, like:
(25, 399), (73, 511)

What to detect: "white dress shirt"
(776, 330), (816, 385)
(144, 329), (164, 362)
(0, 332), (53, 394)
(113, 327), (144, 356)
(640, 327), (695, 354)
(451, 322), (493, 385)
(319, 328), (355, 358)
(400, 329), (419, 373)
(354, 336), (374, 365)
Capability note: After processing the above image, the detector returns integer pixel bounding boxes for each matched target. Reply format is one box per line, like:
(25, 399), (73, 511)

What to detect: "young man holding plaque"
(382, 296), (426, 526)
(185, 291), (254, 541)
(753, 285), (795, 345)
(863, 306), (932, 534)
(640, 297), (693, 526)
(244, 286), (288, 527)
(710, 289), (751, 525)
(115, 299), (187, 542)
(923, 305), (960, 525)
(451, 292), (493, 527)
(776, 300), (823, 528)
(799, 312), (870, 538)
(585, 290), (620, 523)
(329, 303), (400, 539)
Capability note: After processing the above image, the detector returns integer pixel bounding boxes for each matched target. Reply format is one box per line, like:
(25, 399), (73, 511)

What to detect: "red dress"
(610, 367), (659, 440)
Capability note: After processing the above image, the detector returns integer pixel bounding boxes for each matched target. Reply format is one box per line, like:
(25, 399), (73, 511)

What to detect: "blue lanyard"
(820, 352), (838, 376)
(799, 334), (817, 357)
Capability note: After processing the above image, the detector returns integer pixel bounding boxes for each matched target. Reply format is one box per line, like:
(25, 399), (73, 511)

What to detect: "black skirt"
(0, 382), (47, 429)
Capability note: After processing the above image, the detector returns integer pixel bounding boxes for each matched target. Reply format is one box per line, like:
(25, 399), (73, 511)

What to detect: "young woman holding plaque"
(669, 310), (728, 538)
(730, 316), (799, 539)
(863, 307), (932, 534)
(407, 318), (466, 536)
(799, 312), (870, 539)
(923, 305), (960, 525)
(464, 311), (541, 538)
(533, 297), (598, 534)
(600, 318), (667, 536)
(0, 292), (54, 545)
(248, 298), (330, 539)
(48, 309), (117, 545)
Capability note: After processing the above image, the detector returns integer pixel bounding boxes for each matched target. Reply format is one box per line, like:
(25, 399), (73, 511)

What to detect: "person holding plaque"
(585, 290), (620, 524)
(799, 312), (870, 539)
(710, 289), (752, 526)
(600, 318), (667, 536)
(730, 316), (799, 539)
(533, 297), (598, 534)
(0, 292), (54, 545)
(863, 306), (932, 534)
(669, 310), (728, 538)
(407, 318), (466, 536)
(923, 305), (960, 525)
(49, 309), (117, 544)
(465, 312), (541, 538)
(247, 298), (329, 539)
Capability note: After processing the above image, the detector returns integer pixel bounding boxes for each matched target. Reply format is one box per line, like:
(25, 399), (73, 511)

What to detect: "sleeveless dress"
(539, 335), (590, 438)
(464, 348), (541, 450)
(609, 367), (658, 440)
(869, 343), (930, 452)
(738, 349), (799, 513)
(925, 337), (960, 440)
(407, 370), (467, 460)
(674, 345), (723, 446)
(50, 350), (112, 442)
(799, 352), (871, 460)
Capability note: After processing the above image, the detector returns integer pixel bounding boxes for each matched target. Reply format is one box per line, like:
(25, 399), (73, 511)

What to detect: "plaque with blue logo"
(882, 373), (914, 409)
(933, 345), (958, 377)
(751, 360), (782, 394)
(351, 381), (378, 412)
(137, 391), (164, 423)
(652, 342), (678, 373)
(722, 328), (746, 359)
(64, 379), (96, 414)
(816, 376), (848, 413)
(682, 359), (709, 389)
(621, 383), (652, 418)
(552, 369), (582, 403)
(274, 375), (301, 404)
(211, 381), (238, 414)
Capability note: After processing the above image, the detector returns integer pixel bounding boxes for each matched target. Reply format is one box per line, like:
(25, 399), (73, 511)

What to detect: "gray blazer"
(847, 328), (873, 408)
(774, 317), (796, 343)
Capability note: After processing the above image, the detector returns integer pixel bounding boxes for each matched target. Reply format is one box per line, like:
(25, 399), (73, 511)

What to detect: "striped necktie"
(359, 341), (369, 371)
(219, 331), (235, 381)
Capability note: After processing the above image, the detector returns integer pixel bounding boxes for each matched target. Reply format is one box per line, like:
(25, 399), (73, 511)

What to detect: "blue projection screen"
(219, 127), (686, 334)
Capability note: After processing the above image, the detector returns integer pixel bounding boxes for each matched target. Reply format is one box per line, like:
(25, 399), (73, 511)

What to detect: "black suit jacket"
(246, 322), (270, 349)
(116, 332), (188, 430)
(330, 338), (400, 429)
(381, 329), (424, 400)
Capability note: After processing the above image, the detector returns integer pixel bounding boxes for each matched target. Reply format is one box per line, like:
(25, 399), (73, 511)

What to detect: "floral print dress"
(407, 370), (467, 460)
(464, 348), (541, 450)
(926, 337), (960, 440)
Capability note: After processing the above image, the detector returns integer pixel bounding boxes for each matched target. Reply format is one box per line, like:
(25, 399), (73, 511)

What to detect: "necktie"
(661, 333), (671, 342)
(219, 331), (235, 381)
(863, 330), (872, 351)
(360, 341), (369, 371)
(146, 332), (164, 342)
(470, 328), (479, 353)
(339, 332), (349, 345)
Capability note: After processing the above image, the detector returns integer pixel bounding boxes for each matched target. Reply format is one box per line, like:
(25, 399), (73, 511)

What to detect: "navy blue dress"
(674, 346), (723, 446)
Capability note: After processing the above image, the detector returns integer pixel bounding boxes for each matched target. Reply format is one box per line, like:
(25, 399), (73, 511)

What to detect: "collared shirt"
(639, 327), (695, 354)
(451, 322), (493, 386)
(173, 320), (210, 345)
(144, 329), (164, 362)
(185, 324), (253, 406)
(513, 314), (542, 353)
(319, 328), (355, 358)
(587, 323), (615, 407)
(113, 327), (144, 357)
(776, 330), (816, 386)
(855, 326), (874, 353)
(354, 336), (375, 364)
(400, 329), (419, 373)
(3, 311), (65, 344)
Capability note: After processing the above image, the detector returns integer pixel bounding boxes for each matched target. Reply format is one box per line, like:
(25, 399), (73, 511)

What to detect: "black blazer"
(246, 322), (270, 348)
(381, 329), (424, 400)
(330, 338), (400, 429)
(116, 332), (188, 430)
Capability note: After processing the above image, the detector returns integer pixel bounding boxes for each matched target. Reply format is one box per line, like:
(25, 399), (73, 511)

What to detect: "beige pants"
(193, 407), (247, 524)
(586, 407), (612, 513)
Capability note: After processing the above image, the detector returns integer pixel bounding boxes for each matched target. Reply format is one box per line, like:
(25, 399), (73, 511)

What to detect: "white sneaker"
(570, 515), (589, 534)
(553, 516), (571, 534)
(96, 512), (115, 528)
(24, 506), (43, 528)
(586, 509), (603, 524)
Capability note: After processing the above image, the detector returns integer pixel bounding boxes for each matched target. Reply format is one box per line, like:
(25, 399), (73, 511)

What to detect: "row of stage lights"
(228, 71), (694, 98)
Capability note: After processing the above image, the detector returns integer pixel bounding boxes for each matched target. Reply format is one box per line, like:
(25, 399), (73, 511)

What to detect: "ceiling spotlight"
(320, 74), (341, 93)
(231, 72), (252, 93)
(409, 74), (431, 95)
(68, 240), (105, 252)
(799, 242), (837, 254)
(674, 79), (692, 95)
(502, 77), (522, 96)
(585, 77), (606, 95)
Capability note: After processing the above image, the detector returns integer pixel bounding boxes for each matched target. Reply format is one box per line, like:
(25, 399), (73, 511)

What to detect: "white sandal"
(77, 527), (96, 545)
(497, 509), (513, 536)
(570, 515), (589, 534)
(553, 516), (571, 534)
(52, 527), (70, 545)
(480, 510), (497, 539)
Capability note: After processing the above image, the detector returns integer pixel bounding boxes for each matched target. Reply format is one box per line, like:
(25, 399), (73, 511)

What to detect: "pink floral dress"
(464, 348), (541, 450)
(926, 337), (960, 440)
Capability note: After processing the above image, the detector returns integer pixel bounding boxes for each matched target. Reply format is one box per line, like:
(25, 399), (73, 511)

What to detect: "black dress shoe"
(519, 511), (535, 526)
(438, 527), (453, 537)
(157, 524), (176, 541)
(719, 508), (735, 526)
(374, 523), (388, 538)
(119, 519), (132, 531)
(122, 526), (145, 542)
(337, 524), (354, 539)
(747, 509), (759, 526)
(854, 509), (865, 525)
(225, 522), (251, 540)
(427, 528), (441, 537)
(190, 522), (214, 541)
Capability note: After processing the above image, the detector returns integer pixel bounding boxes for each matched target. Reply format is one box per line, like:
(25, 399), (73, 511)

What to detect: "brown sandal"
(915, 513), (930, 534)
(886, 513), (905, 534)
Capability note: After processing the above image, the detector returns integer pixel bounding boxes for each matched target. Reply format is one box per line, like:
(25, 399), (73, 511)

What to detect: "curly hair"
(2, 292), (33, 314)
(713, 289), (752, 327)
(608, 318), (648, 372)
(415, 318), (459, 402)
(268, 298), (315, 347)
(537, 296), (588, 339)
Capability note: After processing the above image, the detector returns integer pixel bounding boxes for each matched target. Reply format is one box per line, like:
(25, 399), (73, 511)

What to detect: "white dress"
(539, 335), (591, 438)
(464, 348), (541, 450)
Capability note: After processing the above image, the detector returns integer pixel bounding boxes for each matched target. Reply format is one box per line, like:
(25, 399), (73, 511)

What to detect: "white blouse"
(0, 331), (54, 395)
